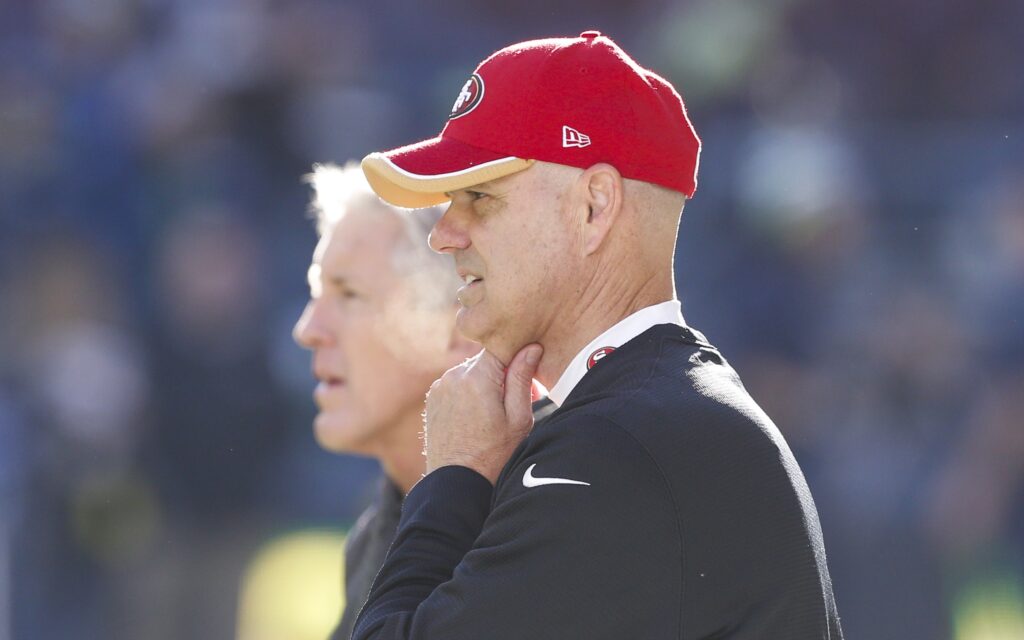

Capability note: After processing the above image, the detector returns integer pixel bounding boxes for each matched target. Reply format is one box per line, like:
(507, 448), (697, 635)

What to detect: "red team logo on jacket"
(450, 74), (484, 120)
(587, 347), (616, 370)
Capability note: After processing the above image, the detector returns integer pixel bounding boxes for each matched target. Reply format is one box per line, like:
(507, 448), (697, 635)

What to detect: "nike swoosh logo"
(522, 463), (591, 488)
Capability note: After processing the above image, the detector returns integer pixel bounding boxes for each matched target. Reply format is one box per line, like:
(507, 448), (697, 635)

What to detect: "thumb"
(504, 343), (543, 428)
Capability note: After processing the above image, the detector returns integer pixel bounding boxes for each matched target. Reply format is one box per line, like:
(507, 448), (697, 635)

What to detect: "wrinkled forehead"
(444, 166), (526, 198)
(313, 208), (403, 266)
(306, 225), (398, 299)
(461, 161), (582, 197)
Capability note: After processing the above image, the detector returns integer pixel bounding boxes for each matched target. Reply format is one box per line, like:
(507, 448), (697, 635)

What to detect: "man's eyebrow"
(316, 269), (349, 286)
(445, 180), (500, 197)
(307, 264), (352, 283)
(326, 274), (349, 286)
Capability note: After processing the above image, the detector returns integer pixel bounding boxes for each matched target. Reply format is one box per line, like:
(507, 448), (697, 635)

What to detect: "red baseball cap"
(361, 31), (701, 208)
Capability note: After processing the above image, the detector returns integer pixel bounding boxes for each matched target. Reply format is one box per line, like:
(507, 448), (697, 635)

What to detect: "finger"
(503, 343), (543, 428)
(474, 348), (510, 387)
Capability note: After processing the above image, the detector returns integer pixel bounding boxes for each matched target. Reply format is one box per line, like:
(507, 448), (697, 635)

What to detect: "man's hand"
(423, 343), (543, 485)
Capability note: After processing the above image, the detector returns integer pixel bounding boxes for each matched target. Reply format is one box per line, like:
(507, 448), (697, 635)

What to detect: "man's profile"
(351, 32), (843, 639)
(292, 162), (476, 640)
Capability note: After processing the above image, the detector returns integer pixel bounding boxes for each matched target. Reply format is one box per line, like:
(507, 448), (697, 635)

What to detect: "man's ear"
(578, 163), (624, 256)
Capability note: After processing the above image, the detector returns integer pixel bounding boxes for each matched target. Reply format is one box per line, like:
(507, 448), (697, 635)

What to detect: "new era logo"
(562, 125), (591, 148)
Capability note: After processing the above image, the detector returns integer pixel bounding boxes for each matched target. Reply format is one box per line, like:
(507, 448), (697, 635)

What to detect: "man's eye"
(466, 190), (488, 201)
(329, 285), (360, 301)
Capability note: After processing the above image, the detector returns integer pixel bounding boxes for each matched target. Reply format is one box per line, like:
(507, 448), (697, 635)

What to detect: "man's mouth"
(314, 376), (345, 407)
(456, 274), (485, 306)
(314, 370), (345, 387)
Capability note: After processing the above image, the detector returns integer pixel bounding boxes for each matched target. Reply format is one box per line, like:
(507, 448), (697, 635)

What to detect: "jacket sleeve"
(352, 416), (682, 640)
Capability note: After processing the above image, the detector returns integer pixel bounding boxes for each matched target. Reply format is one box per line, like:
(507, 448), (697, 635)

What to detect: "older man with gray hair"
(292, 162), (482, 640)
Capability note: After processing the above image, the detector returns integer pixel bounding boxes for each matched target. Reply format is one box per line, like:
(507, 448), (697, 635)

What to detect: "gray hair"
(305, 162), (463, 359)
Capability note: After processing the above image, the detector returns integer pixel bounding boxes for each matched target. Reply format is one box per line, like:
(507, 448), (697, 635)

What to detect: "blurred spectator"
(4, 232), (151, 639)
(144, 205), (285, 519)
(133, 206), (290, 640)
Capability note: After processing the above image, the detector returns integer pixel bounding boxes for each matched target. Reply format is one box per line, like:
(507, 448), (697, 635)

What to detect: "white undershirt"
(546, 300), (686, 407)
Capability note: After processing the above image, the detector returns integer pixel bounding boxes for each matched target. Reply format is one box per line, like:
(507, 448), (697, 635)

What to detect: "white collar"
(547, 300), (685, 407)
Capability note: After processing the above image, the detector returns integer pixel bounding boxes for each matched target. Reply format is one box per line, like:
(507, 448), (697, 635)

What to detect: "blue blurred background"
(1, 0), (1022, 638)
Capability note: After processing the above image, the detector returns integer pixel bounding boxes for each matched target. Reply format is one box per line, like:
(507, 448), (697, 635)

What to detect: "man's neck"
(374, 411), (428, 495)
(534, 274), (675, 390)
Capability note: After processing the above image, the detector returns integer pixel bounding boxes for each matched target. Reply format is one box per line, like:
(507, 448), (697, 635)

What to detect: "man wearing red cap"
(354, 33), (843, 639)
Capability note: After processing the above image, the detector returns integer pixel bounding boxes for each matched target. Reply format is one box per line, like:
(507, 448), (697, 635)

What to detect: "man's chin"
(457, 309), (528, 365)
(455, 306), (490, 343)
(312, 413), (365, 454)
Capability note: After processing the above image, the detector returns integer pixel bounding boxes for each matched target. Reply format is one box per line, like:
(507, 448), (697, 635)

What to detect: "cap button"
(579, 30), (601, 39)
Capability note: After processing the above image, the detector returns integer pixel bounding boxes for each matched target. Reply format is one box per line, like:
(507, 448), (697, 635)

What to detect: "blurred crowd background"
(1, 0), (1022, 638)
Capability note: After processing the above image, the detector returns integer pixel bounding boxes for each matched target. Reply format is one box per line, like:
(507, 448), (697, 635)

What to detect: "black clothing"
(352, 327), (839, 634)
(332, 398), (561, 640)
(529, 395), (558, 423)
(332, 479), (404, 640)
(354, 324), (842, 638)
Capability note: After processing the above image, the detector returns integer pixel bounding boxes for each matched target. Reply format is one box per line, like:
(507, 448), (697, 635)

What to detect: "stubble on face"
(454, 163), (584, 365)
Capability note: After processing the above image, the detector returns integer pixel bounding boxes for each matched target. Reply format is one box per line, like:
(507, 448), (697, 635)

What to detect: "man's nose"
(428, 205), (470, 254)
(293, 300), (331, 349)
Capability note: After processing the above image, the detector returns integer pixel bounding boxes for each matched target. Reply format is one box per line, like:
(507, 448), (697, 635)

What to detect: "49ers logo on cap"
(587, 346), (616, 370)
(449, 73), (484, 120)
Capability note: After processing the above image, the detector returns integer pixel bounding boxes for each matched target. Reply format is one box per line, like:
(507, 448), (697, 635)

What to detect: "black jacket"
(333, 399), (560, 640)
(353, 324), (843, 639)
(333, 478), (404, 640)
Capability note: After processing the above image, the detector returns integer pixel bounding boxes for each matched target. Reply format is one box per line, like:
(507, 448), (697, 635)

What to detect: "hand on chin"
(422, 343), (543, 485)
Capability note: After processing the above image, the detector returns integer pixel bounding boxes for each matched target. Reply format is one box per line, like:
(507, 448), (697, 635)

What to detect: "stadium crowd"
(0, 0), (1022, 638)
